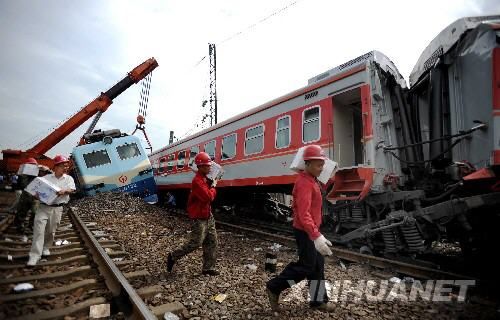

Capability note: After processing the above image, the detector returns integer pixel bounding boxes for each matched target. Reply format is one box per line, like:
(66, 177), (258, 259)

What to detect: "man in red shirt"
(266, 145), (334, 312)
(167, 152), (219, 276)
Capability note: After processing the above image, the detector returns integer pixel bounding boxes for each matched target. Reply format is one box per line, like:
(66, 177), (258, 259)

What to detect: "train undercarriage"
(166, 179), (500, 263)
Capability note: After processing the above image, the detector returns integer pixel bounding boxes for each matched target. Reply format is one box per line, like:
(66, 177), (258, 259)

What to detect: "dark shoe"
(311, 302), (335, 312)
(166, 253), (175, 273)
(266, 288), (280, 311)
(201, 269), (219, 276)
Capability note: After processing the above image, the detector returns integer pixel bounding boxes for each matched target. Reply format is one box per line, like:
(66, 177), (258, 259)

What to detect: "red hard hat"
(303, 145), (327, 161)
(25, 158), (38, 165)
(194, 152), (212, 166)
(53, 155), (69, 165)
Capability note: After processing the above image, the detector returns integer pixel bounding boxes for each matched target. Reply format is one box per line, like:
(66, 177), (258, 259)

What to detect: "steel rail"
(215, 220), (477, 281)
(0, 214), (14, 233)
(69, 207), (157, 320)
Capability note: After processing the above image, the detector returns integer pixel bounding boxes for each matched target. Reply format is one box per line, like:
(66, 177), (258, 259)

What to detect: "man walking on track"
(27, 155), (75, 266)
(167, 152), (220, 276)
(266, 145), (335, 312)
(13, 158), (40, 234)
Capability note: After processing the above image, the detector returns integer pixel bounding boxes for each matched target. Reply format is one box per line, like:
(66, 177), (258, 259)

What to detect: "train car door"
(332, 87), (364, 167)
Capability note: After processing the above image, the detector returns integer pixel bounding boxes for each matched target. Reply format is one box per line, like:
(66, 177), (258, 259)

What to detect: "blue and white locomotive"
(72, 129), (158, 203)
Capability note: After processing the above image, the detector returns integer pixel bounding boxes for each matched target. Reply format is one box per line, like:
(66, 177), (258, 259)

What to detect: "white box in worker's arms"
(207, 162), (224, 181)
(17, 164), (39, 177)
(290, 146), (307, 172)
(289, 146), (338, 184)
(25, 177), (61, 205)
(317, 159), (338, 184)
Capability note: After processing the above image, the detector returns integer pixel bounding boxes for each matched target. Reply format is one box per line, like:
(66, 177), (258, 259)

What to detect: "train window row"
(117, 143), (141, 160)
(245, 124), (264, 155)
(303, 106), (320, 142)
(156, 106), (320, 174)
(222, 133), (237, 160)
(83, 142), (142, 169)
(276, 115), (290, 149)
(84, 150), (112, 169)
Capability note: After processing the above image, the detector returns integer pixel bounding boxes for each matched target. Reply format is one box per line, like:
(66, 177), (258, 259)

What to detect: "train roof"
(150, 50), (403, 157)
(308, 50), (406, 88)
(409, 14), (500, 87)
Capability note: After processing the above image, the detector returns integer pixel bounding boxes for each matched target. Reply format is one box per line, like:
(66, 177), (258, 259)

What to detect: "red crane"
(1, 58), (158, 173)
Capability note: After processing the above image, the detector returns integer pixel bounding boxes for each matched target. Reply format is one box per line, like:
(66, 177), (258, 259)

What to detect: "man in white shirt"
(27, 155), (76, 266)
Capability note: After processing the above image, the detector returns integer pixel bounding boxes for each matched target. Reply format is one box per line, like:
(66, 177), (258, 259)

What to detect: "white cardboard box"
(289, 147), (338, 184)
(25, 177), (61, 205)
(17, 164), (39, 177)
(290, 146), (307, 172)
(317, 159), (338, 184)
(207, 162), (224, 181)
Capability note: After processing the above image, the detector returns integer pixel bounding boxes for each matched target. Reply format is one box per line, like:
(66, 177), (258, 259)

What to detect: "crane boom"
(1, 57), (158, 173)
(28, 58), (158, 155)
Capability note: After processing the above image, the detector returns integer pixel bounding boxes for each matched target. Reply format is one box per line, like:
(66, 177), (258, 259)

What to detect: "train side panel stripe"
(494, 48), (500, 164)
(157, 174), (298, 190)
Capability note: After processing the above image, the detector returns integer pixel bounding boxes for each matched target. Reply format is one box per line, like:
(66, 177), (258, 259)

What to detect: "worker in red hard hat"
(25, 158), (38, 165)
(27, 155), (76, 266)
(7, 159), (35, 211)
(167, 152), (220, 276)
(12, 158), (41, 233)
(266, 144), (335, 312)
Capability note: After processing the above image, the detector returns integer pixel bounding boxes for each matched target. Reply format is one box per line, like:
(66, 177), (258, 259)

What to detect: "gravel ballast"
(72, 193), (497, 320)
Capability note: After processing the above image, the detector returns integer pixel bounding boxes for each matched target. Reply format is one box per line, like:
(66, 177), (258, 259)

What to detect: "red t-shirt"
(292, 171), (323, 240)
(186, 172), (216, 219)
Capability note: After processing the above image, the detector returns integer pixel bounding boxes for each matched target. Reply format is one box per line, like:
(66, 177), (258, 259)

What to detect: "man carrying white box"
(27, 155), (76, 266)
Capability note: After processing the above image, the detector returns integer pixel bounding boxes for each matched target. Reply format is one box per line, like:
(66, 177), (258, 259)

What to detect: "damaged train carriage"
(151, 16), (500, 274)
(330, 16), (500, 265)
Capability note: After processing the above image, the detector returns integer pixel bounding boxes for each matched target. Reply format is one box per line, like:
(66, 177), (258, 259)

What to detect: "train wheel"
(359, 245), (373, 255)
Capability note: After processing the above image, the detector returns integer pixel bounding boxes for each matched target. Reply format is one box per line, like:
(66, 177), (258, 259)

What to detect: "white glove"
(211, 178), (218, 188)
(314, 234), (333, 256)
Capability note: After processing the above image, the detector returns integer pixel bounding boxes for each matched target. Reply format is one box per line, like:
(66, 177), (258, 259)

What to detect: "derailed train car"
(150, 16), (500, 261)
(72, 129), (158, 203)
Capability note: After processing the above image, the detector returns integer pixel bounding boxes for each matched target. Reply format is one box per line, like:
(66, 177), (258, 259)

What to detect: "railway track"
(169, 208), (477, 282)
(0, 201), (184, 319)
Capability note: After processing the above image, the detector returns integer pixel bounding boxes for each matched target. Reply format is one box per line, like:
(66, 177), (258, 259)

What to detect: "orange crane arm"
(27, 58), (158, 155)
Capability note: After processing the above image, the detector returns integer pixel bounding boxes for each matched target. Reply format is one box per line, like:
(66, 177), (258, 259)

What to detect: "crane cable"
(132, 72), (153, 153)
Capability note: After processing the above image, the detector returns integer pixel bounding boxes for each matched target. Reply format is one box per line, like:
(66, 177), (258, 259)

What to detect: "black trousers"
(266, 228), (328, 306)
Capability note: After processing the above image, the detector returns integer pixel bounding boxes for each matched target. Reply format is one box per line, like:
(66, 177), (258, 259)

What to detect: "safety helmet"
(53, 155), (69, 165)
(25, 158), (38, 165)
(303, 145), (327, 161)
(38, 165), (51, 173)
(194, 152), (212, 166)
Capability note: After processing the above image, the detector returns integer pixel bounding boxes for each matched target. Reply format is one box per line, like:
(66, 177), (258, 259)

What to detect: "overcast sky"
(1, 0), (499, 158)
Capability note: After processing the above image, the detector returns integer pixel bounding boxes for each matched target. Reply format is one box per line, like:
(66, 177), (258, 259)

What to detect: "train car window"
(177, 150), (187, 169)
(158, 157), (166, 174)
(189, 146), (199, 167)
(204, 140), (216, 160)
(166, 154), (175, 171)
(276, 116), (291, 149)
(116, 143), (142, 160)
(83, 149), (111, 169)
(303, 106), (320, 143)
(245, 124), (264, 155)
(222, 133), (237, 160)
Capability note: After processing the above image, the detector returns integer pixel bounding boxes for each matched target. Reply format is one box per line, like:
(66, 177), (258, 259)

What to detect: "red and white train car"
(151, 16), (500, 268)
(149, 50), (407, 205)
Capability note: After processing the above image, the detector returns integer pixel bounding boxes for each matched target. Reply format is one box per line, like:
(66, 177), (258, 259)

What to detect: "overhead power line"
(218, 0), (301, 45)
(180, 0), (302, 140)
(193, 0), (301, 66)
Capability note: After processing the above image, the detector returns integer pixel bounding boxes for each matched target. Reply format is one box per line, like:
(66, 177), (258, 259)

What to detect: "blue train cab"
(72, 129), (158, 203)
